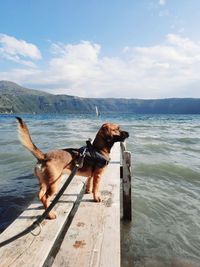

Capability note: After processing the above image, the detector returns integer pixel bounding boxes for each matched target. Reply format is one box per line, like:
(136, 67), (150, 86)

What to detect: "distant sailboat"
(95, 106), (100, 117)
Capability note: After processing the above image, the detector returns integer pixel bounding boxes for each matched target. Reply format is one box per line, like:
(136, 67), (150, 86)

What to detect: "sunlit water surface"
(0, 114), (200, 267)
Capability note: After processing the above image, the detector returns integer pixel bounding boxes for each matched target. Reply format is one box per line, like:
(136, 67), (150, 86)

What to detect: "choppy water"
(0, 114), (200, 267)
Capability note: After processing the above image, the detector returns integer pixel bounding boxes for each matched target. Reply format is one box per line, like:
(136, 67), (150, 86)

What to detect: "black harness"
(79, 140), (110, 169)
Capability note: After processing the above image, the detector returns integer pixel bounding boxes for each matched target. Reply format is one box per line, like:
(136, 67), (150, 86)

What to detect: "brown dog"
(16, 117), (129, 219)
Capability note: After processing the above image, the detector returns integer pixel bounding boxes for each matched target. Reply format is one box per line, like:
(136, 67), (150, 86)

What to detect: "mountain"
(0, 80), (200, 114)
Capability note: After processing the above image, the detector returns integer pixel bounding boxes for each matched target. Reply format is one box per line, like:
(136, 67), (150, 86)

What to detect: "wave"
(1, 113), (200, 266)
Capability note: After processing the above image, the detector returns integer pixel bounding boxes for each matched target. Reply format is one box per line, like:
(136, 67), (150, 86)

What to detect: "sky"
(0, 0), (200, 99)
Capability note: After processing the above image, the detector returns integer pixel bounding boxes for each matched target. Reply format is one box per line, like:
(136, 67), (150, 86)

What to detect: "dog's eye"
(113, 128), (120, 133)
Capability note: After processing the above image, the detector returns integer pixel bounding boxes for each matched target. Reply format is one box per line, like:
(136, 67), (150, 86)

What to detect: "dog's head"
(99, 123), (129, 144)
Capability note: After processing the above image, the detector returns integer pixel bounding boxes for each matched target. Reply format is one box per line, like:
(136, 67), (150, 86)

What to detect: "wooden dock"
(0, 142), (132, 267)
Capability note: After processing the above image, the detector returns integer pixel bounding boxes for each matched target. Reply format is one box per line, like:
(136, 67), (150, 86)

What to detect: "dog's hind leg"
(35, 166), (59, 219)
(38, 184), (47, 203)
(38, 184), (47, 206)
(43, 183), (58, 219)
(38, 184), (58, 220)
(35, 167), (49, 213)
(37, 184), (55, 219)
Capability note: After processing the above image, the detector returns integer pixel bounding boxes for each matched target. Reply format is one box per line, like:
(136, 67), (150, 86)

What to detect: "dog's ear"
(101, 123), (113, 142)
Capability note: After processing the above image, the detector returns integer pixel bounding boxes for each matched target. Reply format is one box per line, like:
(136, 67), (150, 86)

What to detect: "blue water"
(0, 113), (200, 267)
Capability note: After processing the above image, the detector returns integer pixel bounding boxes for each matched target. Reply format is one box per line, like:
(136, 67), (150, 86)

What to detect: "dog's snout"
(121, 131), (129, 139)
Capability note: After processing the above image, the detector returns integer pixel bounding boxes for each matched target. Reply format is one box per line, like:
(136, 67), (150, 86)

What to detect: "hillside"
(0, 81), (200, 114)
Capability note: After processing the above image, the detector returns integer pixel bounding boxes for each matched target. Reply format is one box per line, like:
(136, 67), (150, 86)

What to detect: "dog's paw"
(85, 188), (92, 194)
(47, 211), (57, 220)
(94, 194), (102, 202)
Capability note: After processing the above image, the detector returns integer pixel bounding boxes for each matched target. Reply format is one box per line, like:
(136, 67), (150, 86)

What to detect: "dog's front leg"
(93, 169), (103, 202)
(86, 176), (93, 194)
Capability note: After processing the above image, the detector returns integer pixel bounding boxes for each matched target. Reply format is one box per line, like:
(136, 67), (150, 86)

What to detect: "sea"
(0, 113), (200, 267)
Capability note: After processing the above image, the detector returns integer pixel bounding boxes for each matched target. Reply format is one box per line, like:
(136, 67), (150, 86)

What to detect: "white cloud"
(1, 34), (200, 98)
(0, 34), (41, 66)
(49, 41), (100, 82)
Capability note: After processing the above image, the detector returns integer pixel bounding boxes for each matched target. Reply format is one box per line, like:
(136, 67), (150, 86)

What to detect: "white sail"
(95, 106), (100, 117)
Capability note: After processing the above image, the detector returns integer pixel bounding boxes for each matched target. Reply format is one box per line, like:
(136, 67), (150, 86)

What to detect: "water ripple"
(1, 114), (200, 266)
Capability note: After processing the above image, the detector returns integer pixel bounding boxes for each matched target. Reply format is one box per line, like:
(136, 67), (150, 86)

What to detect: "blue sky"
(0, 0), (200, 98)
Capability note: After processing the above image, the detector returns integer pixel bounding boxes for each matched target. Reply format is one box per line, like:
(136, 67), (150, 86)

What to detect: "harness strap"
(81, 140), (110, 169)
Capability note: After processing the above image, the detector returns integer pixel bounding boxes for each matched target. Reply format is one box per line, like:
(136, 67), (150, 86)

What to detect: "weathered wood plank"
(122, 149), (132, 221)
(0, 142), (122, 267)
(0, 175), (86, 267)
(52, 142), (121, 267)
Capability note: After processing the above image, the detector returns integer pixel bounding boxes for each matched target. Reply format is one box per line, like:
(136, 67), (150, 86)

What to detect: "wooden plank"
(0, 175), (86, 267)
(52, 143), (121, 267)
(110, 142), (120, 163)
(122, 150), (132, 221)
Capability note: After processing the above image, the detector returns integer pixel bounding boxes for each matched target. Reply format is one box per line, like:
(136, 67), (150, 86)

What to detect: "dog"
(16, 117), (129, 219)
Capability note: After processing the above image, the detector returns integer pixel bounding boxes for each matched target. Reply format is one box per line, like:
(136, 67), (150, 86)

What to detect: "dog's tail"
(16, 117), (45, 161)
